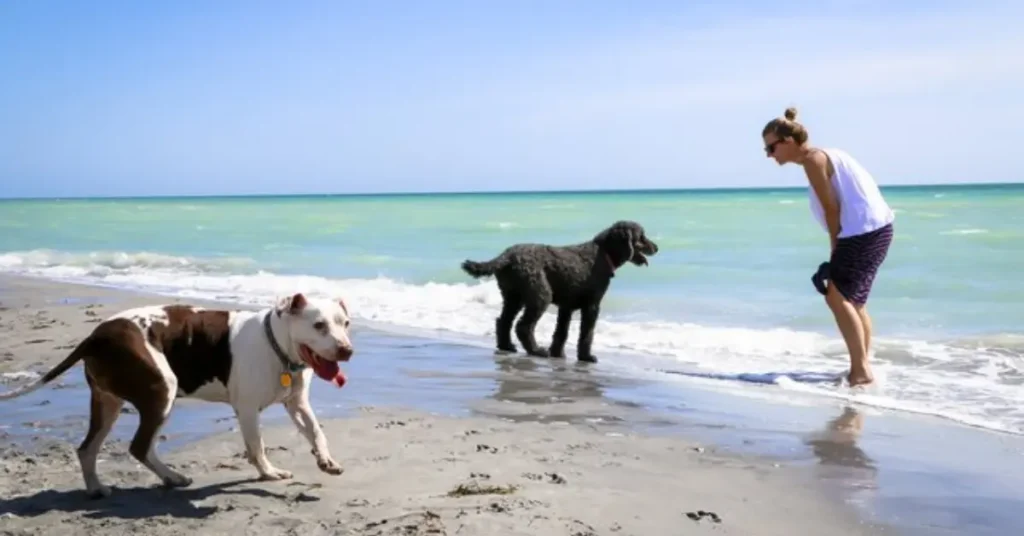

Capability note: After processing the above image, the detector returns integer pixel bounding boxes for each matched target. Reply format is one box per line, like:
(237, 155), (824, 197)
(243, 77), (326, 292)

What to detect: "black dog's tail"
(461, 253), (509, 279)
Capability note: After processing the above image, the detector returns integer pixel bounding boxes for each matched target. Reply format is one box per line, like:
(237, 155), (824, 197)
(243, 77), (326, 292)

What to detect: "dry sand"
(0, 275), (887, 535)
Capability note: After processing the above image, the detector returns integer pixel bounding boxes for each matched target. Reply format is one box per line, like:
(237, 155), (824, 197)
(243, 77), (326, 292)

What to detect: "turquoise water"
(1, 184), (1023, 434)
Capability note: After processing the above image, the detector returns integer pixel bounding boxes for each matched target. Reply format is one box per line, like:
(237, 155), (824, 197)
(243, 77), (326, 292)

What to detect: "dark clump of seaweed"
(446, 481), (519, 497)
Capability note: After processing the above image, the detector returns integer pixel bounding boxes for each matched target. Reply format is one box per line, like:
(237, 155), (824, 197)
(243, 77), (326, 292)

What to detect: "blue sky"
(1, 0), (1022, 198)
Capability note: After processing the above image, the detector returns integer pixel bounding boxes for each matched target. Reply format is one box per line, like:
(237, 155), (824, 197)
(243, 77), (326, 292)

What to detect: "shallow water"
(2, 185), (1023, 435)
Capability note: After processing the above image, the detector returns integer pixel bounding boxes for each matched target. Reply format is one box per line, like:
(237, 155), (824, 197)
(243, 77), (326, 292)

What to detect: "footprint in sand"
(567, 519), (598, 536)
(685, 510), (722, 523)
(375, 419), (408, 429)
(546, 472), (567, 484)
(364, 511), (445, 536)
(522, 472), (566, 484)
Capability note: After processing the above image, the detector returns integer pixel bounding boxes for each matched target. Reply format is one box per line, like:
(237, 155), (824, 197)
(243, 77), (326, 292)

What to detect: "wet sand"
(0, 274), (885, 535)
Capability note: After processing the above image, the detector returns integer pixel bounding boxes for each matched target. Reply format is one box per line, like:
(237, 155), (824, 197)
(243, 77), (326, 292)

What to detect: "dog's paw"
(259, 468), (294, 481)
(162, 473), (193, 488)
(495, 345), (518, 355)
(527, 348), (550, 358)
(86, 485), (112, 500)
(317, 457), (344, 475)
(577, 354), (598, 363)
(548, 347), (566, 358)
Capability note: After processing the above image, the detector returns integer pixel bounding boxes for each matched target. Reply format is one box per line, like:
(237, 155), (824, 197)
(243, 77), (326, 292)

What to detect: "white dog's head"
(275, 292), (353, 387)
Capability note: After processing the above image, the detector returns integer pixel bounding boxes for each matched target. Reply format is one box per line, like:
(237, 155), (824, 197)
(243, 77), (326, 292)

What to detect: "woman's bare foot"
(846, 370), (874, 387)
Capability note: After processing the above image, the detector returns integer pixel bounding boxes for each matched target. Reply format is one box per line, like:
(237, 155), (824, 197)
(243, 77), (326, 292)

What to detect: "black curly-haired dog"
(460, 220), (658, 363)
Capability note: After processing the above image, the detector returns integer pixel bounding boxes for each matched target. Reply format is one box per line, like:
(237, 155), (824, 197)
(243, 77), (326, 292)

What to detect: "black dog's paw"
(577, 354), (598, 363)
(527, 348), (551, 358)
(495, 344), (518, 355)
(548, 347), (566, 358)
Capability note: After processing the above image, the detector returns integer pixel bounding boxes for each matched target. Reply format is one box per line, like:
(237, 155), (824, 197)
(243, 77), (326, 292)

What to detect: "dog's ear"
(622, 227), (635, 261)
(594, 225), (635, 261)
(276, 293), (308, 316)
(338, 298), (349, 317)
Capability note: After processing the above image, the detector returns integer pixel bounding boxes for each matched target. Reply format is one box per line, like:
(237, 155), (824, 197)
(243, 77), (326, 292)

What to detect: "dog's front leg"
(548, 306), (573, 358)
(577, 303), (600, 363)
(236, 405), (293, 480)
(283, 386), (343, 476)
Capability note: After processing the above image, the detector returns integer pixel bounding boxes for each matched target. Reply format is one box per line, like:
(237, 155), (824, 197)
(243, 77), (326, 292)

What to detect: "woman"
(762, 107), (895, 387)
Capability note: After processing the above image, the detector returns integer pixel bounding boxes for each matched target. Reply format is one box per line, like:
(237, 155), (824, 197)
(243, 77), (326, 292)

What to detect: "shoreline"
(3, 274), (1024, 534)
(0, 273), (884, 535)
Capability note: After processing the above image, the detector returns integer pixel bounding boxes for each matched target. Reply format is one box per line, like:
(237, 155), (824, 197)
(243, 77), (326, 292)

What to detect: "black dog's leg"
(515, 302), (550, 357)
(495, 296), (523, 354)
(548, 306), (573, 358)
(576, 303), (600, 363)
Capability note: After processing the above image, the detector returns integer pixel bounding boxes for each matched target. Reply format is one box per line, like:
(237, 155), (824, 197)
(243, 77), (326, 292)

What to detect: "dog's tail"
(0, 336), (93, 401)
(460, 253), (509, 279)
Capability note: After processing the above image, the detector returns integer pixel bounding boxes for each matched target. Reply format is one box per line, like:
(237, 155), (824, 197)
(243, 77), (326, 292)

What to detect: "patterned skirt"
(812, 223), (894, 305)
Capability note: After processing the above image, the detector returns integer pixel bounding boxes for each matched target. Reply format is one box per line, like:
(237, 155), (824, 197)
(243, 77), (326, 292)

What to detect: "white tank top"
(809, 147), (895, 238)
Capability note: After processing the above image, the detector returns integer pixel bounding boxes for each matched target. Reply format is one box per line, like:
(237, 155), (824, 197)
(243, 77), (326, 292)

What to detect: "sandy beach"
(0, 274), (890, 535)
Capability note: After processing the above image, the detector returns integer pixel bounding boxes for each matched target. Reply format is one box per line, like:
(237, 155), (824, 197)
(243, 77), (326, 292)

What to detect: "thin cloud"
(504, 9), (1024, 125)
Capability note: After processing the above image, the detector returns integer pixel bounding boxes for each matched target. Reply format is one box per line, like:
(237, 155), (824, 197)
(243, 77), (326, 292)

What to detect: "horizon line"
(1, 180), (1021, 202)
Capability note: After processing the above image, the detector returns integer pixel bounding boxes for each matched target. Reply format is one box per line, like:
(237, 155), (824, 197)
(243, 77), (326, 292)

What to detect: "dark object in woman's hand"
(812, 262), (830, 296)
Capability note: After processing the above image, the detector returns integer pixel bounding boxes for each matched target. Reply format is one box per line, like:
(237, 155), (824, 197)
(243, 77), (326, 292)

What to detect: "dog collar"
(263, 311), (306, 373)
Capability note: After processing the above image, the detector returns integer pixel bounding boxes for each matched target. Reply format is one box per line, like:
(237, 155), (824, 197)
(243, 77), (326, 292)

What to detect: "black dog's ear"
(622, 227), (635, 260)
(594, 225), (634, 261)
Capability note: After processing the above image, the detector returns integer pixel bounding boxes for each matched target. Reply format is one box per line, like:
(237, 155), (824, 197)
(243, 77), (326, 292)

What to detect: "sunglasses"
(764, 139), (784, 155)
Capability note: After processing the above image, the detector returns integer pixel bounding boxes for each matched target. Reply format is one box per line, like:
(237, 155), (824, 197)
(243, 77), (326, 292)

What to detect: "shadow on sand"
(0, 477), (298, 521)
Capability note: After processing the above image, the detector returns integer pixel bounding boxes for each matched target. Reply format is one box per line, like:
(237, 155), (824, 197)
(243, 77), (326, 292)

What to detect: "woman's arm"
(803, 151), (840, 251)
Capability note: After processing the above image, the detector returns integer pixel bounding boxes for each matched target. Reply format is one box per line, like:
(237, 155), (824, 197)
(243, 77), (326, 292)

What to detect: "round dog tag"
(280, 373), (292, 388)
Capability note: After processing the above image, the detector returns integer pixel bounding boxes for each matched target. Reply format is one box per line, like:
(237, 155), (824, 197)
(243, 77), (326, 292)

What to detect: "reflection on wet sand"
(490, 355), (604, 405)
(470, 354), (661, 427)
(805, 405), (879, 500)
(806, 406), (875, 471)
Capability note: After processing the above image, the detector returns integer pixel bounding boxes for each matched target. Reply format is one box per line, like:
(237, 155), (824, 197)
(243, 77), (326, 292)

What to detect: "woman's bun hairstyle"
(762, 105), (808, 144)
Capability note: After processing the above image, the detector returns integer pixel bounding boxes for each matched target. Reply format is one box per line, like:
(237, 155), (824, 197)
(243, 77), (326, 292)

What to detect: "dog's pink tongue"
(313, 360), (346, 388)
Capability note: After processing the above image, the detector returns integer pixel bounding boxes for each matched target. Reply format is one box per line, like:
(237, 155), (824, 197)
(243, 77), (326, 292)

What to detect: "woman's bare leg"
(825, 284), (873, 386)
(856, 305), (872, 357)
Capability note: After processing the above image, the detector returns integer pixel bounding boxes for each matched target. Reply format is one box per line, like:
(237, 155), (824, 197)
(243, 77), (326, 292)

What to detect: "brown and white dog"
(0, 292), (353, 498)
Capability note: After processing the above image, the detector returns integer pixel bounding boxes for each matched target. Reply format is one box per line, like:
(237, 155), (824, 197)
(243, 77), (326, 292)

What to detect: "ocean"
(1, 184), (1022, 436)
